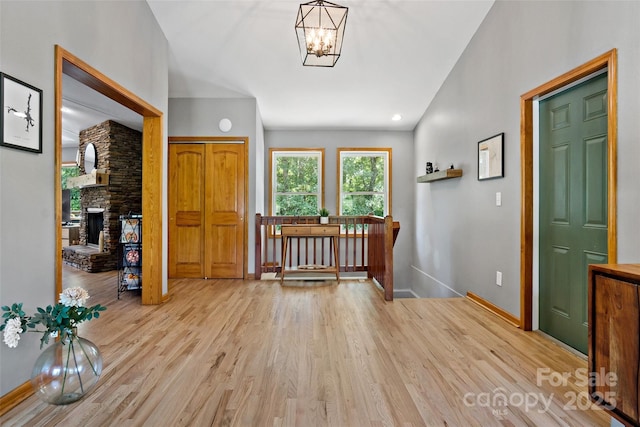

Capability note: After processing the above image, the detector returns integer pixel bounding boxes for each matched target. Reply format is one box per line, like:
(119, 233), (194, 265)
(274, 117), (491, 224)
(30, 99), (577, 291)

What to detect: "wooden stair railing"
(255, 214), (399, 301)
(366, 215), (395, 301)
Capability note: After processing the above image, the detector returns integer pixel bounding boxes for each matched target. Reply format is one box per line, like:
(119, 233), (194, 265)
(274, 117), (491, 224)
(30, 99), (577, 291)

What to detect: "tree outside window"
(339, 148), (391, 219)
(61, 165), (81, 212)
(270, 149), (324, 216)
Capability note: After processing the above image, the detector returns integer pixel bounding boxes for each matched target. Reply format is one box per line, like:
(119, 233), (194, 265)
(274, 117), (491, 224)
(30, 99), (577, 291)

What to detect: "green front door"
(539, 73), (608, 354)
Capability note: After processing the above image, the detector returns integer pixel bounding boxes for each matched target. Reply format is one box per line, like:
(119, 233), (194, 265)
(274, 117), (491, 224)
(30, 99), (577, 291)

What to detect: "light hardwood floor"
(1, 267), (610, 426)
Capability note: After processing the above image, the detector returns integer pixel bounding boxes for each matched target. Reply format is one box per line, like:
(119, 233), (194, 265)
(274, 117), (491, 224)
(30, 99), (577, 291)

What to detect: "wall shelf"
(67, 169), (109, 188)
(417, 168), (463, 183)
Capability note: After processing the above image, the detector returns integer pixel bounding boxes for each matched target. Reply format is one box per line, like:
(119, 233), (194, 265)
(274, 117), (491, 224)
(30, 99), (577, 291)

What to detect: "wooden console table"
(280, 224), (340, 283)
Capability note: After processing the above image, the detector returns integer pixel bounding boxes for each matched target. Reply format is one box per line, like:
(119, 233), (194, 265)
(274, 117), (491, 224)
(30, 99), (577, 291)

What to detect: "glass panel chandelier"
(295, 0), (349, 67)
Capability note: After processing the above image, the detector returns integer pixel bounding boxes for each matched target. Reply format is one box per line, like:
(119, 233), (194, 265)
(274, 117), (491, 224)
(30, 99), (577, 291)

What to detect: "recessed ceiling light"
(391, 114), (402, 121)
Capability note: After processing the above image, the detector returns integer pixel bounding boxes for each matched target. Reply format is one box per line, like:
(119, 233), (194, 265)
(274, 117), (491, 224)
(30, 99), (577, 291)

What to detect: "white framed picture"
(1, 72), (43, 153)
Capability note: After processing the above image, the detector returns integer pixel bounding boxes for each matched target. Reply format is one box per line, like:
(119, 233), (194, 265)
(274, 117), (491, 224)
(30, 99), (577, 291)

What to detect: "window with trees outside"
(61, 164), (81, 213)
(338, 148), (391, 222)
(270, 149), (324, 217)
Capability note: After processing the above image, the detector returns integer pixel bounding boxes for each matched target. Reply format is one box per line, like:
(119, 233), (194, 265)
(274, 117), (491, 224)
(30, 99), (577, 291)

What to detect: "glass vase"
(30, 335), (103, 405)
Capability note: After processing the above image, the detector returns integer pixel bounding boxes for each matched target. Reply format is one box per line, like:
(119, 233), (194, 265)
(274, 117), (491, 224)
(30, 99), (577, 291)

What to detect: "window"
(61, 164), (81, 214)
(270, 149), (324, 216)
(338, 148), (391, 217)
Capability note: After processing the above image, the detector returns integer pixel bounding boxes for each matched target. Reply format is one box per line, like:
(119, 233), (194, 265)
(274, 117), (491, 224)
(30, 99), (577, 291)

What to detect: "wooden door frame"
(520, 49), (618, 330)
(168, 136), (250, 279)
(55, 45), (164, 304)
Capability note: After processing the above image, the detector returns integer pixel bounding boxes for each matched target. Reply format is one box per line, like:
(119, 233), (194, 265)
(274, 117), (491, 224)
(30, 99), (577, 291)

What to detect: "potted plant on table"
(319, 207), (330, 224)
(1, 287), (107, 405)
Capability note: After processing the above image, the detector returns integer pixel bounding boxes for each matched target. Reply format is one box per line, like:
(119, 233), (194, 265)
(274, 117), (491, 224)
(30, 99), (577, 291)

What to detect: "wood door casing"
(169, 144), (205, 278)
(169, 141), (246, 279)
(520, 49), (618, 331)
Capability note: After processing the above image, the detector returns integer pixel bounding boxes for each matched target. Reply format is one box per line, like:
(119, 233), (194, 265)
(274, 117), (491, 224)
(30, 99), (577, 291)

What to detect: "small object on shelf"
(125, 248), (140, 264)
(120, 218), (141, 243)
(125, 273), (140, 289)
(425, 162), (433, 174)
(319, 207), (330, 224)
(434, 163), (439, 173)
(450, 164), (454, 169)
(417, 168), (463, 183)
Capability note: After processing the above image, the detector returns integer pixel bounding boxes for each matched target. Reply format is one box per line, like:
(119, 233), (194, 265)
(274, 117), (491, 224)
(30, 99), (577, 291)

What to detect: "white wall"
(264, 130), (415, 288)
(0, 0), (168, 395)
(168, 98), (259, 273)
(413, 0), (640, 316)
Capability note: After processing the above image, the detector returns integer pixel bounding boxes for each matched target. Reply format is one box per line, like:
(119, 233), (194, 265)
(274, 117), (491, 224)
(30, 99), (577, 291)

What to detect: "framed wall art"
(1, 72), (43, 153)
(478, 132), (504, 180)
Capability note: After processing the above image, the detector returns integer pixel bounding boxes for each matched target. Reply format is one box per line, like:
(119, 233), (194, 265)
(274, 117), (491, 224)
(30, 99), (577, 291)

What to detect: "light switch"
(496, 192), (502, 206)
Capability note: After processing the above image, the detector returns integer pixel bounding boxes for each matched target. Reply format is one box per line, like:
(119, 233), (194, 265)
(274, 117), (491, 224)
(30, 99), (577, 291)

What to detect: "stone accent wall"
(71, 120), (142, 272)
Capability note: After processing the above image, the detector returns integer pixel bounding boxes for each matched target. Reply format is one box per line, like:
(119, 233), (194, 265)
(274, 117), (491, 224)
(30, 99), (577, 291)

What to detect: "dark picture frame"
(1, 72), (43, 153)
(478, 132), (504, 180)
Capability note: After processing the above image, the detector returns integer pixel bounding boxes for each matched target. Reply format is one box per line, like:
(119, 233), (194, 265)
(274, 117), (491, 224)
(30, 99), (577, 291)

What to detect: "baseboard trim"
(0, 381), (33, 416)
(393, 288), (420, 298)
(466, 292), (520, 328)
(410, 266), (465, 297)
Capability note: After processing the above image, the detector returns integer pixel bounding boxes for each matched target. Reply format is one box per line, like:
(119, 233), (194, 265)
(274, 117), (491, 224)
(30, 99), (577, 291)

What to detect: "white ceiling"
(62, 0), (494, 146)
(62, 75), (142, 148)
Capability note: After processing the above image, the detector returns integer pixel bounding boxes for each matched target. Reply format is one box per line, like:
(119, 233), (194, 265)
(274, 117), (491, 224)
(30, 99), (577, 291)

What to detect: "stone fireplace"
(62, 120), (142, 272)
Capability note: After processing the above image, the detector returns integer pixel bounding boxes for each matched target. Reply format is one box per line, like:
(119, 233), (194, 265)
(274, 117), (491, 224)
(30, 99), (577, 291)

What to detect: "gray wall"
(265, 130), (415, 289)
(255, 105), (266, 221)
(413, 0), (640, 316)
(168, 98), (259, 273)
(0, 1), (168, 395)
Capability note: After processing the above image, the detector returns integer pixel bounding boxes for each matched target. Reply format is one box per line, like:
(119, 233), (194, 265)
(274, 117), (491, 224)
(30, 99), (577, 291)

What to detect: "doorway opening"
(55, 45), (164, 304)
(519, 49), (618, 331)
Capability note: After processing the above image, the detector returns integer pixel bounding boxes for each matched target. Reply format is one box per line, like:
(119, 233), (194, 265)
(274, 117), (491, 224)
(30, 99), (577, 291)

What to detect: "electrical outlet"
(496, 192), (502, 206)
(496, 271), (503, 286)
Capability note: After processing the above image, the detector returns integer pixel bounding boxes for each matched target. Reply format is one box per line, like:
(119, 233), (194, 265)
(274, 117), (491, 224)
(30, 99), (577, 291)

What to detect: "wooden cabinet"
(62, 225), (80, 247)
(588, 264), (640, 427)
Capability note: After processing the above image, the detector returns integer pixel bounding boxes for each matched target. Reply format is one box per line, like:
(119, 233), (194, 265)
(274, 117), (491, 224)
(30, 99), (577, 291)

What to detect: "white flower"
(59, 287), (90, 307)
(3, 317), (23, 348)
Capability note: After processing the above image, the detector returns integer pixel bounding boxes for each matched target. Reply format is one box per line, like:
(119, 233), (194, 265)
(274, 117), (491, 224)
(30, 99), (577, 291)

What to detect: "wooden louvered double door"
(169, 142), (245, 279)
